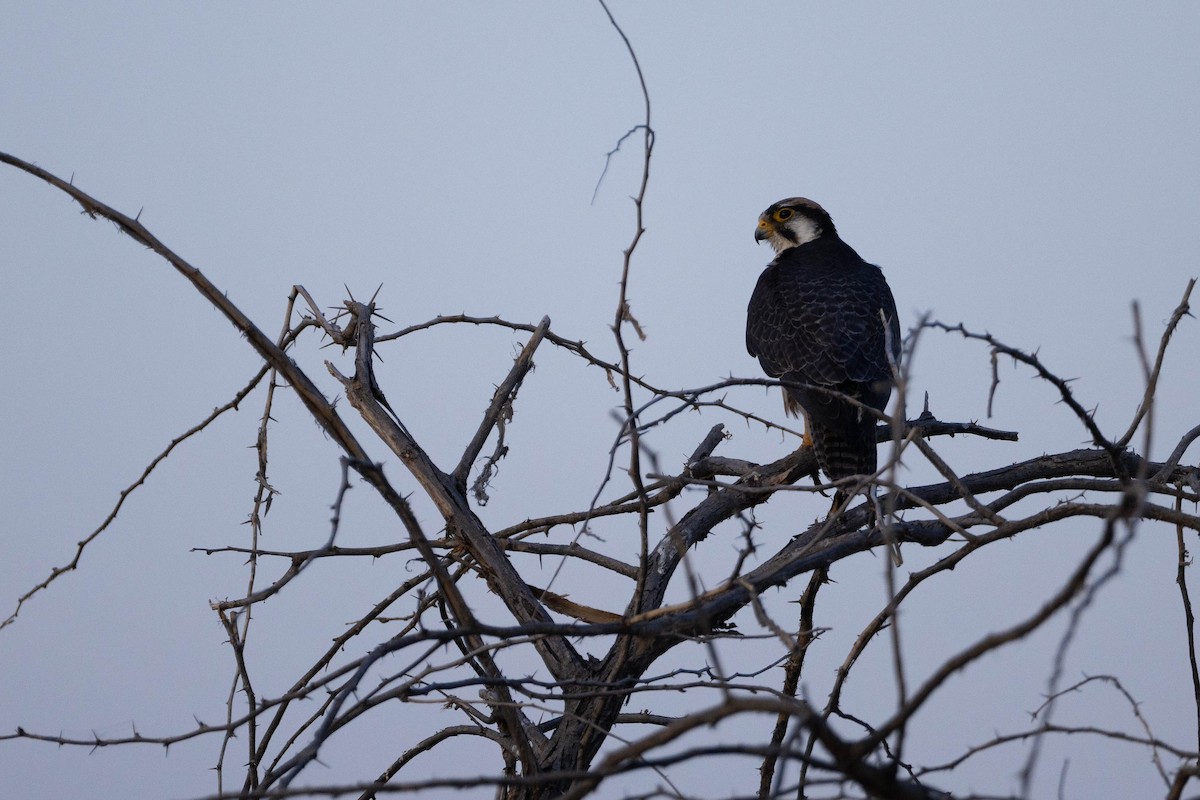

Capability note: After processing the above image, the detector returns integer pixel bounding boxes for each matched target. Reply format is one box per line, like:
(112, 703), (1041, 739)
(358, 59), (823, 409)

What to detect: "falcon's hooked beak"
(754, 219), (771, 244)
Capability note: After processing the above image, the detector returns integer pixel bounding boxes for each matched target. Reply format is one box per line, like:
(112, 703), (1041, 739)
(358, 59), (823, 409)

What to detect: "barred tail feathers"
(810, 417), (877, 482)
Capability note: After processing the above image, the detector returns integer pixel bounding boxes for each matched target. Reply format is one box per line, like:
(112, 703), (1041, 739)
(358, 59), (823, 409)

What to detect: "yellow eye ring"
(774, 208), (794, 222)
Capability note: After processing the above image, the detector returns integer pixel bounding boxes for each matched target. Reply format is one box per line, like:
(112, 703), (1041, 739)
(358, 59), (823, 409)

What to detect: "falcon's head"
(754, 197), (836, 254)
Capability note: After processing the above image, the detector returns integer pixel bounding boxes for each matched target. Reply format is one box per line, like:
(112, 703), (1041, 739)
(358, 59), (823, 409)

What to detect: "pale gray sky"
(3, 3), (1199, 798)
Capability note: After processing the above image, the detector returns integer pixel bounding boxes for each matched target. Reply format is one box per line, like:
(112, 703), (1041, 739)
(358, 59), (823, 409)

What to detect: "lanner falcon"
(746, 197), (901, 497)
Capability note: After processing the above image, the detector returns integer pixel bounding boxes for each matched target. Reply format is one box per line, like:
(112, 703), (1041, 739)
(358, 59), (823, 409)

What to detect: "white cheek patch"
(766, 231), (792, 254)
(768, 216), (821, 253)
(786, 217), (820, 246)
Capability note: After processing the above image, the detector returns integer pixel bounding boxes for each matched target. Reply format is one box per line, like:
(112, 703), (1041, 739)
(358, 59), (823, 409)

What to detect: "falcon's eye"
(774, 208), (794, 222)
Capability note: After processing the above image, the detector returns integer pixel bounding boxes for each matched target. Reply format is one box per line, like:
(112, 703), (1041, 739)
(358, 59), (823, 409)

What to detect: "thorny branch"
(3, 23), (1200, 797)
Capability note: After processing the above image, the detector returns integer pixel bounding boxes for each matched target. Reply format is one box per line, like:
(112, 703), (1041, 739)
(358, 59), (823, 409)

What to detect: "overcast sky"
(3, 3), (1199, 799)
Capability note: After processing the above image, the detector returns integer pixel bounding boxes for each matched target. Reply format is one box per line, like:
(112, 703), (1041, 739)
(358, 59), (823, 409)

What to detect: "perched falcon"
(746, 197), (901, 493)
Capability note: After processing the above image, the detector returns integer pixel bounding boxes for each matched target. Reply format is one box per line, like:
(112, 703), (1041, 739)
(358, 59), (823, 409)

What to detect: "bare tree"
(3, 13), (1200, 800)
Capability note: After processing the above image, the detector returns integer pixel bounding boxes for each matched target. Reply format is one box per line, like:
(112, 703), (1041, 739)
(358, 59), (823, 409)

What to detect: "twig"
(1117, 279), (1195, 448)
(452, 315), (550, 494)
(762, 567), (826, 799)
(1177, 492), (1200, 755)
(2, 363), (273, 630)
